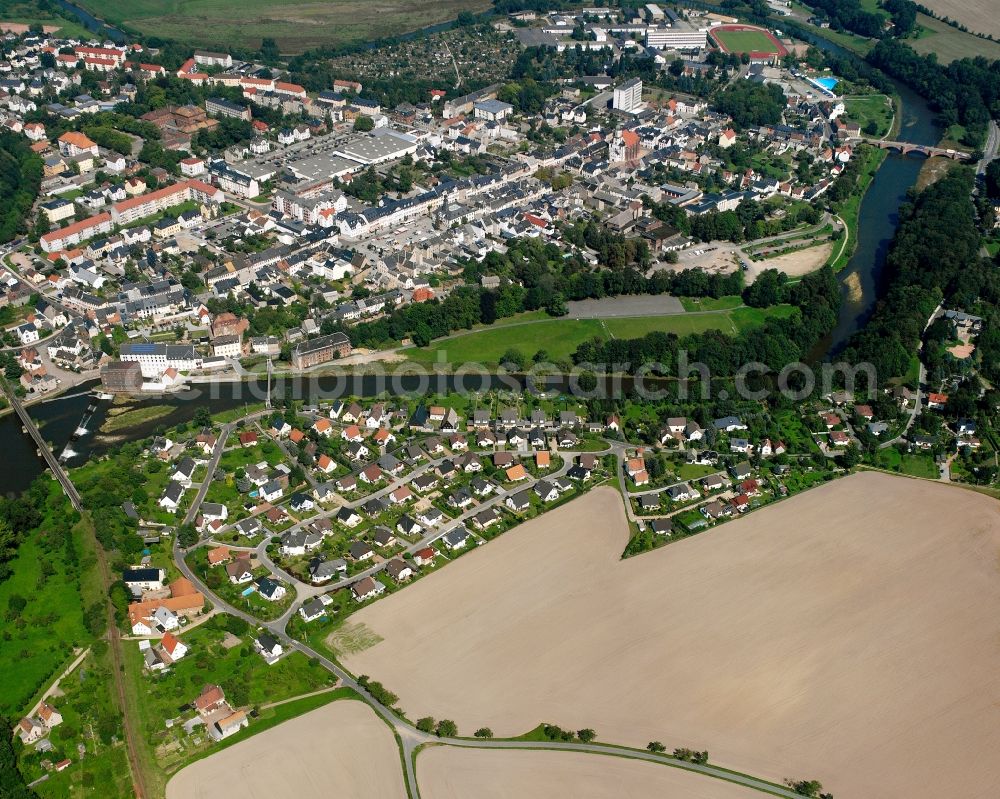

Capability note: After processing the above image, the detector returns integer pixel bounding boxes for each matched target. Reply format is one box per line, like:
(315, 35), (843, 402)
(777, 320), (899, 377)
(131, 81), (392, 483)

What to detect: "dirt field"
(915, 2), (1000, 40)
(165, 700), (406, 799)
(747, 241), (832, 280)
(344, 476), (1000, 798)
(418, 747), (763, 799)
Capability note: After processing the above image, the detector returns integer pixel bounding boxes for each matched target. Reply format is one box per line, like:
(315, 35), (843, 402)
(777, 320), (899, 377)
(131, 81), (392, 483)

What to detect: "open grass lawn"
(0, 536), (86, 716)
(844, 95), (893, 138)
(405, 306), (795, 367)
(676, 462), (718, 481)
(121, 615), (336, 795)
(76, 0), (490, 51)
(875, 448), (939, 479)
(910, 12), (1000, 63)
(218, 440), (284, 472)
(712, 28), (781, 54)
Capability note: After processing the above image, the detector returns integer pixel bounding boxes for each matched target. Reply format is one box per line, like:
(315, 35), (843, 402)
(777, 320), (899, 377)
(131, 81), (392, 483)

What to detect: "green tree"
(435, 719), (458, 737)
(647, 741), (666, 752)
(176, 524), (198, 548)
(354, 116), (374, 132)
(416, 717), (436, 733)
(576, 728), (596, 742)
(473, 727), (493, 738)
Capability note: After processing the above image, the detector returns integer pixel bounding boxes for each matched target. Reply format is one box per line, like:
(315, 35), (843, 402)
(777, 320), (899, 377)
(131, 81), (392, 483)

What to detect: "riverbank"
(828, 145), (889, 272)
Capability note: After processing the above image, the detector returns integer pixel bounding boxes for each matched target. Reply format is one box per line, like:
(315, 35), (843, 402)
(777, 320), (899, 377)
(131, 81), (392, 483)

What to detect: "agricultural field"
(418, 747), (764, 799)
(910, 12), (1000, 63)
(75, 0), (491, 52)
(913, 1), (1000, 40)
(165, 697), (405, 799)
(122, 614), (335, 796)
(344, 476), (1000, 798)
(0, 0), (93, 39)
(404, 306), (796, 367)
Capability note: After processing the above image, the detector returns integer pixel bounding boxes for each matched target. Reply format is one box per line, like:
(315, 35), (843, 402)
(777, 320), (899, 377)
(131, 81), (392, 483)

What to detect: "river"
(805, 38), (942, 356)
(0, 29), (941, 494)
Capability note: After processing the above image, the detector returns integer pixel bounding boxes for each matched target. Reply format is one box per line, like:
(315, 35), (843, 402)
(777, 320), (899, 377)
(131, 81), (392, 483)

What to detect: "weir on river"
(0, 29), (945, 494)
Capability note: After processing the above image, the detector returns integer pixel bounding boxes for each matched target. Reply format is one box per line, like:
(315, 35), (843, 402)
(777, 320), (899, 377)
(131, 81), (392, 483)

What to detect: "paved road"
(207, 438), (603, 630)
(977, 120), (999, 177)
(170, 413), (807, 797)
(172, 521), (802, 799)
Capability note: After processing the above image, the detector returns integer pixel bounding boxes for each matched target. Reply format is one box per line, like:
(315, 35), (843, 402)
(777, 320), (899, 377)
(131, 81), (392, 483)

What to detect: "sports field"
(710, 25), (786, 57)
(75, 0), (490, 52)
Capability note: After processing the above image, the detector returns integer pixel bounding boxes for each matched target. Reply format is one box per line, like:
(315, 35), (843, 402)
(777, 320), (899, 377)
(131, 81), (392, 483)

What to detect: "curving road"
(170, 413), (806, 798)
(172, 525), (802, 799)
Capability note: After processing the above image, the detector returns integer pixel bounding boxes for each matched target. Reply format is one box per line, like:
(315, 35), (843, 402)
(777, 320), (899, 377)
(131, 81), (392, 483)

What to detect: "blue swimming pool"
(814, 77), (838, 91)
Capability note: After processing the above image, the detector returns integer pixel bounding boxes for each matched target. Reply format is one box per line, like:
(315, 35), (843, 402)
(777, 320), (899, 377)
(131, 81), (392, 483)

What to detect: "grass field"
(404, 306), (796, 366)
(0, 483), (101, 719)
(75, 0), (490, 52)
(874, 447), (939, 478)
(843, 95), (893, 138)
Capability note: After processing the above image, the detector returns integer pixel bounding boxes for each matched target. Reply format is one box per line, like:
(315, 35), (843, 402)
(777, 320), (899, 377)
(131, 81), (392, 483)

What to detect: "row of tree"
(842, 168), (990, 384)
(570, 266), (840, 376)
(0, 132), (42, 243)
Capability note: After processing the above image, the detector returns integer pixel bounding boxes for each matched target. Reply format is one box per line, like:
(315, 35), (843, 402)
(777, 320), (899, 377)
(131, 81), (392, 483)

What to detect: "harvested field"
(910, 12), (1000, 63)
(418, 747), (762, 798)
(75, 0), (491, 52)
(165, 700), (405, 799)
(915, 1), (1000, 40)
(345, 475), (1000, 798)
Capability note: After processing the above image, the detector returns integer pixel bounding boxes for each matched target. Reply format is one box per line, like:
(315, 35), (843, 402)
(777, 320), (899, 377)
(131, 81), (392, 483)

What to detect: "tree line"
(841, 168), (995, 384)
(866, 40), (1000, 143)
(0, 132), (42, 244)
(571, 266), (840, 375)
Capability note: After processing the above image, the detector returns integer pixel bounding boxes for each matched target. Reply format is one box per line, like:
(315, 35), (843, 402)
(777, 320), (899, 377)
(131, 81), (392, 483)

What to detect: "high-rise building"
(612, 78), (643, 113)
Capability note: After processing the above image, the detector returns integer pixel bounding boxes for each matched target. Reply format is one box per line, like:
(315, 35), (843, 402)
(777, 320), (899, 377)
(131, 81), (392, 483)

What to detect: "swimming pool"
(814, 76), (838, 91)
